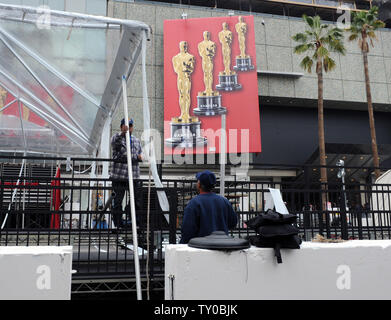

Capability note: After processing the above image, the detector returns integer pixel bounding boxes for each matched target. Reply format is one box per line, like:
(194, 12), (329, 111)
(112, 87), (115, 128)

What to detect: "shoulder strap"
(274, 242), (283, 264)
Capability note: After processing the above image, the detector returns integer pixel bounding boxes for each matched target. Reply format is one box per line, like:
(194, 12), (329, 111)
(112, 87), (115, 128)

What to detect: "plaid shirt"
(110, 133), (142, 180)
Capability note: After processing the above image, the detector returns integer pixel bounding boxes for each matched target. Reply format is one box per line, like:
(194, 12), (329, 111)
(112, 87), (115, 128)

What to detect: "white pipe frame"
(0, 3), (150, 32)
(0, 33), (90, 140)
(122, 75), (142, 300)
(0, 26), (102, 112)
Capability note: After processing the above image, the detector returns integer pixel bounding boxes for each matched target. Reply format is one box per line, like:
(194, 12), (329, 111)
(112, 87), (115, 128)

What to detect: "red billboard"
(164, 15), (261, 155)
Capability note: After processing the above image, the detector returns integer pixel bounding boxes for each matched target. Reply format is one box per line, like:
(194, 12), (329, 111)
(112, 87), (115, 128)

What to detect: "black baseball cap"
(195, 170), (216, 189)
(120, 118), (134, 126)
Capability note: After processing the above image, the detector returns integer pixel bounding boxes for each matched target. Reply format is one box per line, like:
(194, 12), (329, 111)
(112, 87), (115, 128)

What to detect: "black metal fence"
(1, 155), (391, 292)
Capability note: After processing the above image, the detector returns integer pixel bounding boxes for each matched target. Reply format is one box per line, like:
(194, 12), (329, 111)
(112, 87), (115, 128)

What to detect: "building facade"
(3, 0), (390, 182)
(105, 0), (391, 183)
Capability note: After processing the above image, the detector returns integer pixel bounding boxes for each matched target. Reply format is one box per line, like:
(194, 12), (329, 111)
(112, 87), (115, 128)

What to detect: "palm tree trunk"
(362, 40), (381, 180)
(317, 58), (328, 211)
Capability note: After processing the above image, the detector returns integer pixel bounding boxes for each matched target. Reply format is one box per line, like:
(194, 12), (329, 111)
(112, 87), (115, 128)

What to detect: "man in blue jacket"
(180, 170), (238, 244)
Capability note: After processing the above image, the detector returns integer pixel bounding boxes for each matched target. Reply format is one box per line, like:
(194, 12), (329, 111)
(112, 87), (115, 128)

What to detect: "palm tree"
(347, 7), (385, 180)
(292, 15), (346, 209)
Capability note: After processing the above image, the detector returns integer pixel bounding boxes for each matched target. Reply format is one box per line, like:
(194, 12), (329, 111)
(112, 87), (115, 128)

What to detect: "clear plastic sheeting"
(0, 3), (150, 156)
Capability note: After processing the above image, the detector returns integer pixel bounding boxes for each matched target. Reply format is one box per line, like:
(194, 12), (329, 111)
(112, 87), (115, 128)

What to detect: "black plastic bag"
(246, 209), (297, 228)
(245, 209), (302, 264)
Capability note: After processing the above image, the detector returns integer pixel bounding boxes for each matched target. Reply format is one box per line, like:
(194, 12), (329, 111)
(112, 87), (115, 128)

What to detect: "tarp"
(0, 4), (159, 300)
(0, 3), (150, 156)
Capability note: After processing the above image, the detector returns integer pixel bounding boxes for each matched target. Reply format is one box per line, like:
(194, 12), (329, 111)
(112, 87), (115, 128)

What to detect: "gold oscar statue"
(216, 22), (242, 92)
(233, 16), (254, 72)
(172, 41), (197, 124)
(220, 22), (233, 74)
(165, 41), (207, 148)
(198, 31), (217, 97)
(194, 31), (226, 116)
(236, 16), (248, 58)
(22, 105), (30, 121)
(0, 87), (7, 115)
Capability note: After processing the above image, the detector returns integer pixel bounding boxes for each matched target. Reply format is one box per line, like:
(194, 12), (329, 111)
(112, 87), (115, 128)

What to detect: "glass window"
(0, 0), (23, 4)
(86, 0), (107, 16)
(340, 1), (355, 9)
(316, 0), (339, 7)
(292, 0), (314, 4)
(64, 0), (86, 13)
(47, 0), (65, 11)
(22, 0), (42, 6)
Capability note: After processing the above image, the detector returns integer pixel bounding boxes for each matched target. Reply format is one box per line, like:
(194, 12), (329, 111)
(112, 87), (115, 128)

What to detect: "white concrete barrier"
(0, 246), (73, 300)
(165, 241), (391, 300)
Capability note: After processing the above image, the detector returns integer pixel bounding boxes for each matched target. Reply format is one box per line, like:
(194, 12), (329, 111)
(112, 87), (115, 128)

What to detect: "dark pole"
(304, 166), (311, 229)
(337, 160), (349, 240)
(339, 189), (349, 240)
(169, 188), (178, 244)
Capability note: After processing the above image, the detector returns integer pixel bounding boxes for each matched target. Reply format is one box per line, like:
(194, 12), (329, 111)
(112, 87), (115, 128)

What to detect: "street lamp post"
(337, 159), (348, 240)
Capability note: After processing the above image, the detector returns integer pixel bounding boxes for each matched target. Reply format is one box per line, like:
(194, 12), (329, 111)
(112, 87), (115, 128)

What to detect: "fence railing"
(1, 155), (391, 283)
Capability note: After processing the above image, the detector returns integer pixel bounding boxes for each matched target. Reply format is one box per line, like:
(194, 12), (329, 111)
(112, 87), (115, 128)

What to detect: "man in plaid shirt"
(110, 118), (143, 228)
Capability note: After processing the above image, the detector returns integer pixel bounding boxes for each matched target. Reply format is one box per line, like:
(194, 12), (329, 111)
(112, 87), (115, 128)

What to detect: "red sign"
(164, 15), (261, 155)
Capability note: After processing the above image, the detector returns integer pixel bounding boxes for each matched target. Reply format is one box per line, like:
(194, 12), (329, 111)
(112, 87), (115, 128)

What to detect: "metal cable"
(146, 167), (152, 300)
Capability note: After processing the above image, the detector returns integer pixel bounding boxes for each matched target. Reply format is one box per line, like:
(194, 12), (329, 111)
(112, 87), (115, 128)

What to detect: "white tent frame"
(0, 3), (150, 156)
(0, 3), (155, 300)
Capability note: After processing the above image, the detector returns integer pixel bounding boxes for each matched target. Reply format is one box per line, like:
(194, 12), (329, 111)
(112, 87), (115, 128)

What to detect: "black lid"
(188, 231), (250, 250)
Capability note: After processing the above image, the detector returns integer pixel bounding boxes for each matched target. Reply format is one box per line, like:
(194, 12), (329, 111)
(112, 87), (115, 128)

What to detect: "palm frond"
(369, 37), (374, 48)
(294, 44), (311, 54)
(347, 6), (385, 54)
(303, 14), (314, 28)
(347, 24), (361, 36)
(374, 20), (386, 29)
(313, 16), (321, 30)
(369, 6), (379, 14)
(292, 33), (308, 43)
(323, 56), (336, 73)
(317, 46), (329, 58)
(328, 27), (344, 37)
(329, 39), (346, 55)
(349, 34), (358, 42)
(293, 15), (344, 73)
(300, 56), (314, 73)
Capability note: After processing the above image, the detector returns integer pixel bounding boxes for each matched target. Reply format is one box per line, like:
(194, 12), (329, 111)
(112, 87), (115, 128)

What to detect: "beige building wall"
(108, 0), (391, 165)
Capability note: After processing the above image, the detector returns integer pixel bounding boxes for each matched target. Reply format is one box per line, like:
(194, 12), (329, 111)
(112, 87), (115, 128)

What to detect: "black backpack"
(246, 209), (302, 264)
